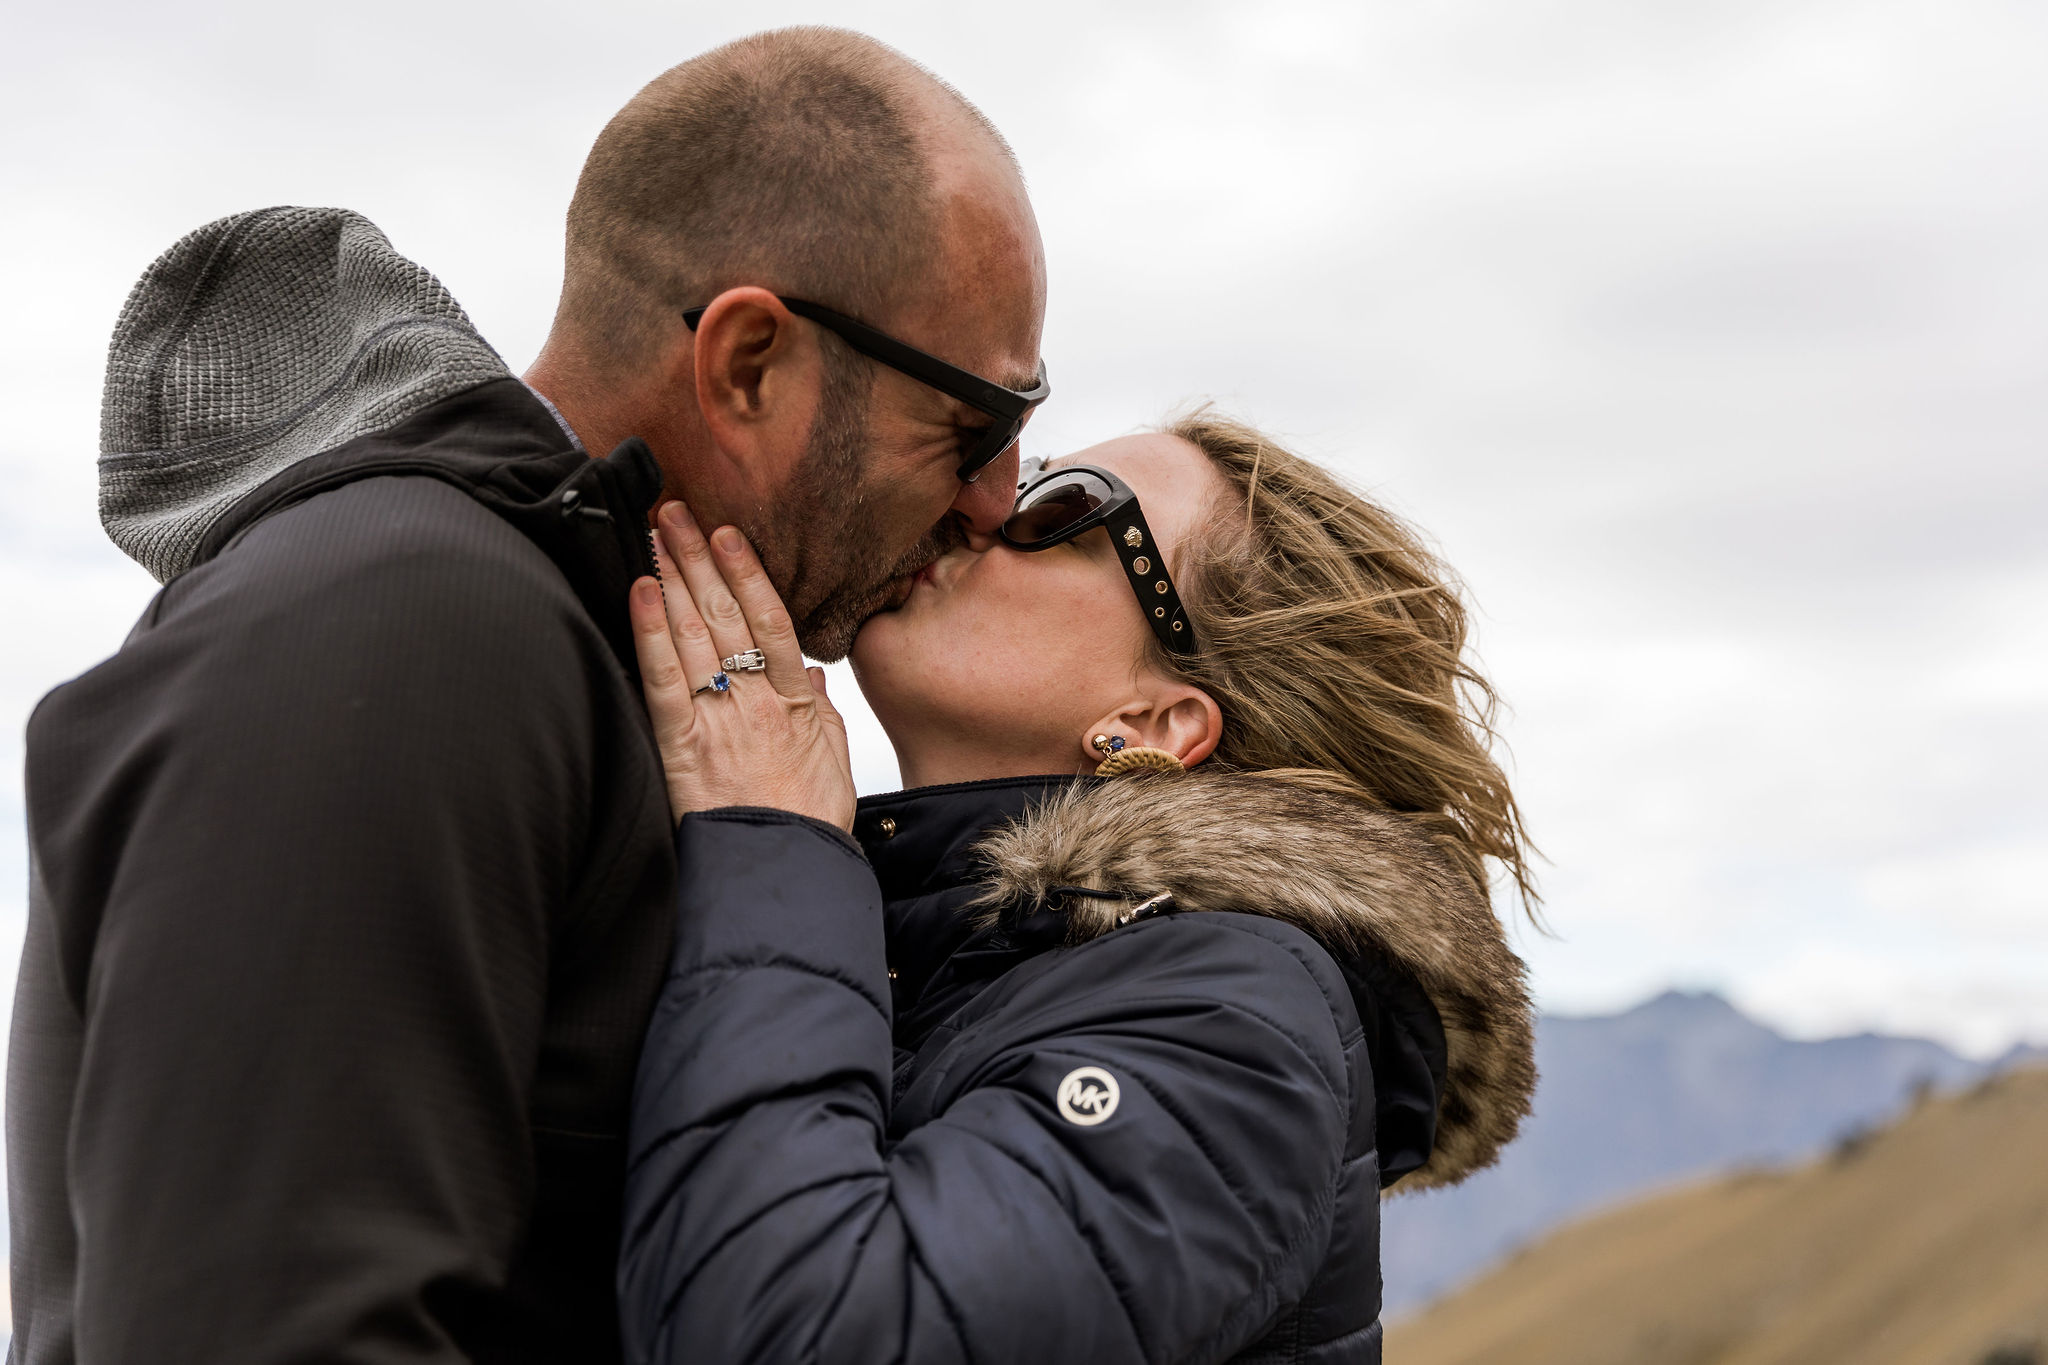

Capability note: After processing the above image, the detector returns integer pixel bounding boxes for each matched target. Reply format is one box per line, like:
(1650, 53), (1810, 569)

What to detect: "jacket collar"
(966, 766), (1537, 1194)
(855, 775), (1085, 904)
(194, 378), (662, 678)
(855, 776), (1083, 1014)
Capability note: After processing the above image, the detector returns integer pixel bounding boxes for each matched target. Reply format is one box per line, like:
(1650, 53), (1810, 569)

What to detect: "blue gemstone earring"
(1092, 732), (1184, 777)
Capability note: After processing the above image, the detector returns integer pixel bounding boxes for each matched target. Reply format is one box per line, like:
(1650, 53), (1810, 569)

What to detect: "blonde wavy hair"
(1155, 409), (1540, 919)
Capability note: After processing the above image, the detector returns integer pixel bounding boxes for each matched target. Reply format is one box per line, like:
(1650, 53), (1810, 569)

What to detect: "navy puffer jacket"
(621, 770), (1534, 1364)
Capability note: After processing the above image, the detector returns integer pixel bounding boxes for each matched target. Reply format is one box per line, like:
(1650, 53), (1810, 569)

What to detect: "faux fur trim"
(968, 767), (1535, 1193)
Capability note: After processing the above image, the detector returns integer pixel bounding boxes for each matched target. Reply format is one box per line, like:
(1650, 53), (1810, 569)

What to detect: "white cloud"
(1735, 945), (2048, 1059)
(1860, 843), (2047, 940)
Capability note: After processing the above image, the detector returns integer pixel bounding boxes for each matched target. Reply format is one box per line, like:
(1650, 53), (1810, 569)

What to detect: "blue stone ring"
(691, 649), (766, 696)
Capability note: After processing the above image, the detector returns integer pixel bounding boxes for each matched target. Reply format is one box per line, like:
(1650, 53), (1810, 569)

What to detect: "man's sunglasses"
(1000, 458), (1197, 657)
(681, 295), (1050, 482)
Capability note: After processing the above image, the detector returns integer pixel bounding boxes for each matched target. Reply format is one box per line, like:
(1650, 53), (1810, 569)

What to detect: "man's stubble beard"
(742, 351), (966, 663)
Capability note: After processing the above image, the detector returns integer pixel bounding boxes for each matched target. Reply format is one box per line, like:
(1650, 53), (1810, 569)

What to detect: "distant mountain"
(1382, 990), (1994, 1314)
(1388, 1064), (2048, 1365)
(1998, 1039), (2048, 1072)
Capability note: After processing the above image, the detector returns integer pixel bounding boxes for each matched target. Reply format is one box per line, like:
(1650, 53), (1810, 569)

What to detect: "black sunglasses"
(681, 295), (1050, 482)
(1000, 458), (1197, 657)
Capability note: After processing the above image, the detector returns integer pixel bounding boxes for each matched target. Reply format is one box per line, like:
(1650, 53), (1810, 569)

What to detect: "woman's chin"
(848, 607), (906, 678)
(846, 620), (925, 751)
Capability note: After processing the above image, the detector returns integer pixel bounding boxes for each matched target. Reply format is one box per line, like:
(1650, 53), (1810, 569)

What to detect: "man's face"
(741, 173), (1048, 661)
(736, 347), (960, 661)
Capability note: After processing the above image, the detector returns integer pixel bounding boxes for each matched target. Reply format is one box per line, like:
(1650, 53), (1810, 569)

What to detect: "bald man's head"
(556, 27), (1016, 368)
(536, 30), (1044, 661)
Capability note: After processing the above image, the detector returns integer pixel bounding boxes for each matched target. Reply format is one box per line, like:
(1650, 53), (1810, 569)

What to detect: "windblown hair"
(1158, 410), (1540, 919)
(559, 28), (1006, 366)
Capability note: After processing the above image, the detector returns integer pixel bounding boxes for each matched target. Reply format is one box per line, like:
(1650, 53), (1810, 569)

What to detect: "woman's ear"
(1153, 687), (1223, 768)
(1081, 685), (1223, 771)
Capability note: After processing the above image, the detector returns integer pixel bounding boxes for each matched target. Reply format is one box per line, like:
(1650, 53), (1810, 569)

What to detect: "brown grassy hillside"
(1388, 1066), (2048, 1365)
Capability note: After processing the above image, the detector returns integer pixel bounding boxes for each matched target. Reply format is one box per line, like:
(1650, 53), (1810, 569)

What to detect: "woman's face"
(850, 432), (1226, 787)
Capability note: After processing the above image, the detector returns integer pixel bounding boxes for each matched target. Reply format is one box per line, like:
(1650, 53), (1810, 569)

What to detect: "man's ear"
(689, 287), (822, 502)
(1079, 684), (1223, 771)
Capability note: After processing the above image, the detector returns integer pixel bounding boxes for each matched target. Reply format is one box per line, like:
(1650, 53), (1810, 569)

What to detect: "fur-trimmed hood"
(967, 767), (1536, 1193)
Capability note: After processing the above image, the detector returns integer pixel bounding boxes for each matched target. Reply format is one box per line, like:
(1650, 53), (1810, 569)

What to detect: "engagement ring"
(692, 672), (732, 696)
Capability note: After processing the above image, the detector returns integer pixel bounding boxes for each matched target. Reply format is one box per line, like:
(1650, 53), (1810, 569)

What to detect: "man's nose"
(949, 441), (1023, 538)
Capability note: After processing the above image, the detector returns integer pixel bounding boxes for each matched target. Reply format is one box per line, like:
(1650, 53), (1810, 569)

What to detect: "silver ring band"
(722, 649), (767, 672)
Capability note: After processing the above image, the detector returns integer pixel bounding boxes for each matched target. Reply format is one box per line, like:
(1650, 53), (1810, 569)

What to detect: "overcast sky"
(3, 0), (2044, 1065)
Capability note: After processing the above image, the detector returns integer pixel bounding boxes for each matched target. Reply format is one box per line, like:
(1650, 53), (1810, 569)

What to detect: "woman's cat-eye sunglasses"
(1000, 457), (1197, 657)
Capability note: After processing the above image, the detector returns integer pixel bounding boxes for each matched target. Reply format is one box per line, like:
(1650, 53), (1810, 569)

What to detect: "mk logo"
(1055, 1066), (1121, 1126)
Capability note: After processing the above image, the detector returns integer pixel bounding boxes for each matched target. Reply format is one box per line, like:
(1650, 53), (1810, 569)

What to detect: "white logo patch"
(1055, 1066), (1121, 1126)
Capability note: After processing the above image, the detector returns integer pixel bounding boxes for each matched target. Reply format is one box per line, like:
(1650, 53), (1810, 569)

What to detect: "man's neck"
(524, 353), (708, 533)
(522, 357), (626, 461)
(520, 381), (584, 451)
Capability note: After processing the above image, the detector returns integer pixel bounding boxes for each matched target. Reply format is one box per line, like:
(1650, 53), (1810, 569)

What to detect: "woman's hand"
(629, 501), (857, 832)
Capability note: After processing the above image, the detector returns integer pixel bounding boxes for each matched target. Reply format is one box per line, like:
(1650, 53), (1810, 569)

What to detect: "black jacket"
(11, 378), (676, 1363)
(621, 772), (1535, 1365)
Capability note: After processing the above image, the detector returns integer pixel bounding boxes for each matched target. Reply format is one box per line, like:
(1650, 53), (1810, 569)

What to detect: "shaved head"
(558, 27), (1015, 367)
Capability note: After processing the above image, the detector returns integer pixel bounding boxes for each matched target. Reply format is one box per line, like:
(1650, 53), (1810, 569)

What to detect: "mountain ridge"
(1387, 1064), (2048, 1365)
(1383, 988), (2017, 1313)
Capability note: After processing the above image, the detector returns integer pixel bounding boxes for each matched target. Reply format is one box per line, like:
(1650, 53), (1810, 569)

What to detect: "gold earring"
(1096, 745), (1185, 777)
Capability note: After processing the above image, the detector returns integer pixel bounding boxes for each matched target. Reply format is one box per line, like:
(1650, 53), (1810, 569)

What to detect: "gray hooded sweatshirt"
(10, 207), (675, 1365)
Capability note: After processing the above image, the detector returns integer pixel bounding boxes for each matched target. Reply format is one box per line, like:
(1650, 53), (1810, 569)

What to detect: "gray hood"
(99, 207), (510, 582)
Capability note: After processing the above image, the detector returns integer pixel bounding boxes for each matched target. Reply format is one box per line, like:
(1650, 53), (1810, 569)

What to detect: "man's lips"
(880, 576), (915, 611)
(879, 560), (937, 612)
(874, 545), (954, 616)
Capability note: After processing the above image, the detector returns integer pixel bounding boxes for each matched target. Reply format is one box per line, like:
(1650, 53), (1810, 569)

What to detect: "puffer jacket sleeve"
(621, 808), (1359, 1365)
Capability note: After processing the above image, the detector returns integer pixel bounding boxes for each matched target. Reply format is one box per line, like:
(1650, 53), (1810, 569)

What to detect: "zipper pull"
(1116, 891), (1177, 927)
(559, 487), (614, 524)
